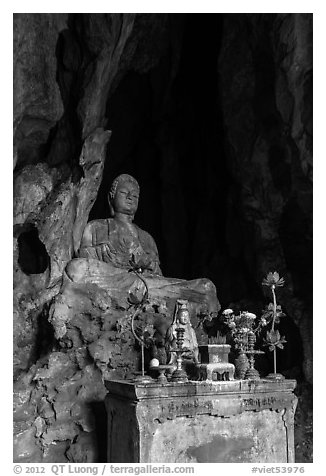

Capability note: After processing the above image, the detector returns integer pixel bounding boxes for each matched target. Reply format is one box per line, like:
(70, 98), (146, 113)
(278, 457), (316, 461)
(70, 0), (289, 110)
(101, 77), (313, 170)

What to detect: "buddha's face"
(178, 310), (190, 325)
(112, 181), (139, 216)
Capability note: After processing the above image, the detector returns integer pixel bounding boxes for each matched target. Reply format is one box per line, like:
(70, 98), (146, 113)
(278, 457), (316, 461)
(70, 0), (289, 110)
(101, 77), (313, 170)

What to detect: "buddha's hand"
(130, 246), (152, 271)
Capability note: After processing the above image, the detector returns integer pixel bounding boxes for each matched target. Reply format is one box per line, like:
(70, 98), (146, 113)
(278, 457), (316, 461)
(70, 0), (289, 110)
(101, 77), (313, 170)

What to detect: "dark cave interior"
(73, 14), (308, 377)
(90, 14), (228, 280)
(17, 225), (50, 275)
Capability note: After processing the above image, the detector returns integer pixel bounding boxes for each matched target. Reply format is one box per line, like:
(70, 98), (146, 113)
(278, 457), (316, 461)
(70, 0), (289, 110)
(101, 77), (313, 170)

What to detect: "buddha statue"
(167, 299), (199, 365)
(65, 174), (220, 317)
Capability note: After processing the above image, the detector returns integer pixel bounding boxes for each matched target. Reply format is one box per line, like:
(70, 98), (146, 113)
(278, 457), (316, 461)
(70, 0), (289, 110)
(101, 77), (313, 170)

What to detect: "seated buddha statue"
(65, 174), (220, 317)
(167, 299), (200, 364)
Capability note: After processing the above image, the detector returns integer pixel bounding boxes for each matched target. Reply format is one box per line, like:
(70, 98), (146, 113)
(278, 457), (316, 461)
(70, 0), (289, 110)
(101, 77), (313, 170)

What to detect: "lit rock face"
(218, 13), (312, 383)
(13, 129), (110, 377)
(14, 14), (67, 170)
(13, 13), (179, 463)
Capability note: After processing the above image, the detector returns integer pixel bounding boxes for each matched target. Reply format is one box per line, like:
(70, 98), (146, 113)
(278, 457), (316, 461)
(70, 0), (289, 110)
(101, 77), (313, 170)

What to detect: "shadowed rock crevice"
(46, 19), (86, 171)
(90, 14), (228, 283)
(17, 226), (50, 275)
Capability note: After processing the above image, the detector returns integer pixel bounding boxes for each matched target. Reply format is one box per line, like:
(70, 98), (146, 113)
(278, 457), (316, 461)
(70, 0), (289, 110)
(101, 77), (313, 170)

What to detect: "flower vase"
(234, 351), (249, 379)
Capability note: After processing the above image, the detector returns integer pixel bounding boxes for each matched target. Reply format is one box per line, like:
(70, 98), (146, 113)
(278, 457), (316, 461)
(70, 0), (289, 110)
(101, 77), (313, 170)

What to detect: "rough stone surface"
(152, 411), (287, 463)
(48, 280), (140, 380)
(106, 379), (297, 463)
(13, 14), (67, 170)
(13, 128), (110, 380)
(13, 357), (108, 463)
(13, 13), (179, 463)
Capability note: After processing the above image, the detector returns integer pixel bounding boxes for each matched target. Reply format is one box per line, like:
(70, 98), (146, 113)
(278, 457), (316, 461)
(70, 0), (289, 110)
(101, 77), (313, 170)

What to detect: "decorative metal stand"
(244, 332), (264, 380)
(170, 327), (188, 383)
(155, 364), (175, 384)
(130, 308), (153, 383)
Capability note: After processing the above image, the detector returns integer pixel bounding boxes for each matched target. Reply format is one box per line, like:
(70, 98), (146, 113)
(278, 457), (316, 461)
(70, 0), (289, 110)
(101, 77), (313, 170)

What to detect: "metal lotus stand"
(129, 270), (153, 383)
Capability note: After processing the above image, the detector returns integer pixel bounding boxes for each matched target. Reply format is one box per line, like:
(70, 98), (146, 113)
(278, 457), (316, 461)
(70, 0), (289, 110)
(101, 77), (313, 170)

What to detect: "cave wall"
(13, 12), (178, 377)
(218, 13), (312, 381)
(13, 13), (312, 463)
(13, 13), (186, 463)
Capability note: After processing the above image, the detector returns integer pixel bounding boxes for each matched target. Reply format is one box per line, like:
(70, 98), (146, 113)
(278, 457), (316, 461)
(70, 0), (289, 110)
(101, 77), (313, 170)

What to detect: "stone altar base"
(105, 379), (297, 463)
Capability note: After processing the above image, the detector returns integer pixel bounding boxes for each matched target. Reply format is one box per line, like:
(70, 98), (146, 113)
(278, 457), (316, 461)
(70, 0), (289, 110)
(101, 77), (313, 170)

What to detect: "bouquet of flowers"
(222, 309), (267, 352)
(222, 271), (287, 379)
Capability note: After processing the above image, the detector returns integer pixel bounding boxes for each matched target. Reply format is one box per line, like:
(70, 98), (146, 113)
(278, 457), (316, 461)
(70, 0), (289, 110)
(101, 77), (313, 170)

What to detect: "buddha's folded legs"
(144, 275), (220, 316)
(65, 258), (220, 315)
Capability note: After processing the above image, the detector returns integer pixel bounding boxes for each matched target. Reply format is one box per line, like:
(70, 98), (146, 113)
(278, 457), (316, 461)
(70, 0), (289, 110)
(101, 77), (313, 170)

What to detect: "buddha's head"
(176, 300), (190, 325)
(109, 174), (140, 217)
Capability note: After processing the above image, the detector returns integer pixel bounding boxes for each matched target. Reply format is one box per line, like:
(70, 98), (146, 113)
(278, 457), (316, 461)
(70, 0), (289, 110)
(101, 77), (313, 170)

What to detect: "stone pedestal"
(105, 379), (297, 463)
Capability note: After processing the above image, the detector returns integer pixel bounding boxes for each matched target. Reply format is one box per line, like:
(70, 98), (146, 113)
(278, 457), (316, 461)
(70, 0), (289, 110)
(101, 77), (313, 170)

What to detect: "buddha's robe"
(65, 218), (220, 315)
